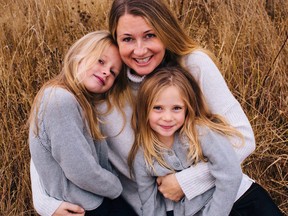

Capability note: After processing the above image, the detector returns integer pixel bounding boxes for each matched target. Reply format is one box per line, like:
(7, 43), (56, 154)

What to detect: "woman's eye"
(98, 59), (104, 64)
(146, 33), (156, 39)
(122, 37), (132, 42)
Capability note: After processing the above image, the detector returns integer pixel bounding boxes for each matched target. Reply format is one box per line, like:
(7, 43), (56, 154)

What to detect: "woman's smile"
(134, 56), (152, 65)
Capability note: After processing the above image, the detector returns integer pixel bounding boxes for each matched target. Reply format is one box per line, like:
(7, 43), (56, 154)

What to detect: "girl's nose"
(102, 67), (110, 76)
(162, 112), (172, 121)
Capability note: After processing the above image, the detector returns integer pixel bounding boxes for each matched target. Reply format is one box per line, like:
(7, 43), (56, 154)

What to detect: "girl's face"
(80, 44), (122, 93)
(116, 14), (165, 76)
(148, 86), (186, 147)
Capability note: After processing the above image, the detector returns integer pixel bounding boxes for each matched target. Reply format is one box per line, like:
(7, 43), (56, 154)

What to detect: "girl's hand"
(156, 174), (184, 202)
(52, 202), (85, 216)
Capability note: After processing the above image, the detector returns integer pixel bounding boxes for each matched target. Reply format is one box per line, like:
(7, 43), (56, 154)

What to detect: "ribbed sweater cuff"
(223, 103), (256, 162)
(36, 200), (62, 216)
(175, 162), (215, 200)
(30, 160), (62, 216)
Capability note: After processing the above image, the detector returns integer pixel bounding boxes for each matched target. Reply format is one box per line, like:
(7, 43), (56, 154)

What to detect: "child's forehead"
(157, 85), (183, 95)
(153, 86), (185, 102)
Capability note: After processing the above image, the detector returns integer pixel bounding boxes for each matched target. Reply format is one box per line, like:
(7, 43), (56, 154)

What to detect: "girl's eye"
(173, 106), (183, 111)
(110, 69), (116, 77)
(98, 59), (104, 64)
(153, 106), (162, 111)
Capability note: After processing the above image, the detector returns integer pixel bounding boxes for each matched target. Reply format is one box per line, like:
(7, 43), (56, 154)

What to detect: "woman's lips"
(134, 56), (152, 65)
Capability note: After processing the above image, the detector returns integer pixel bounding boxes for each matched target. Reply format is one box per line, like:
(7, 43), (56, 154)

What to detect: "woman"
(31, 0), (256, 215)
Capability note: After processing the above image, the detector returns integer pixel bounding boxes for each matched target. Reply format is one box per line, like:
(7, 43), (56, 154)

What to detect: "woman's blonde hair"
(108, 0), (216, 109)
(128, 66), (244, 174)
(28, 30), (127, 140)
(109, 0), (212, 66)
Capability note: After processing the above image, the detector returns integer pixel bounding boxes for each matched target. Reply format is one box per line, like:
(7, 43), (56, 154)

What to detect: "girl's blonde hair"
(128, 66), (244, 174)
(28, 30), (127, 140)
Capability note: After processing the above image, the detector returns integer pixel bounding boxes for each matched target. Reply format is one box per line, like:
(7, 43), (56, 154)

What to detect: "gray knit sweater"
(30, 51), (255, 216)
(29, 87), (122, 211)
(133, 128), (243, 216)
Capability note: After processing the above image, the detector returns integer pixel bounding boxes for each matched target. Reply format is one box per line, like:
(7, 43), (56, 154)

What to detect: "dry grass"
(0, 0), (287, 215)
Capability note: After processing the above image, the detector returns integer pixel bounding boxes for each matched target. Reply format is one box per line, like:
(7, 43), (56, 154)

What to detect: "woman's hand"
(156, 173), (184, 202)
(52, 202), (85, 216)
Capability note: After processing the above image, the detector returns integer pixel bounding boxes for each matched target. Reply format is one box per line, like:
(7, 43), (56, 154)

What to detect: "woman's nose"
(133, 41), (147, 56)
(134, 47), (147, 56)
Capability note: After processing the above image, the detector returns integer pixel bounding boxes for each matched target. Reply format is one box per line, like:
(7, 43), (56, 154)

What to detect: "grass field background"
(0, 0), (287, 215)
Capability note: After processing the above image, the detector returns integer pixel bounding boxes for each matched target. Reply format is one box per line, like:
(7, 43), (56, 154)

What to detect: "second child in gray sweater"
(130, 67), (282, 216)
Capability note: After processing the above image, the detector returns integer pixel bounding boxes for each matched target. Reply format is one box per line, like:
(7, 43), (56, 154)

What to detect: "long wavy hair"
(109, 0), (215, 64)
(108, 0), (215, 107)
(128, 66), (244, 174)
(28, 31), (127, 140)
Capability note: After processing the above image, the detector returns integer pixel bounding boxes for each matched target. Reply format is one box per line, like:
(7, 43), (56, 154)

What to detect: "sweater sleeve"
(175, 51), (255, 200)
(29, 88), (122, 214)
(30, 159), (62, 216)
(133, 150), (167, 216)
(43, 88), (122, 198)
(199, 128), (243, 216)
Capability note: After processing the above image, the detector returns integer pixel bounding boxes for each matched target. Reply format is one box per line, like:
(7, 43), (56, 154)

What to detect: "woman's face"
(116, 14), (165, 76)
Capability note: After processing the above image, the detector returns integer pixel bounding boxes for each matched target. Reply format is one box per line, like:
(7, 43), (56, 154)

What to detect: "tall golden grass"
(0, 0), (287, 215)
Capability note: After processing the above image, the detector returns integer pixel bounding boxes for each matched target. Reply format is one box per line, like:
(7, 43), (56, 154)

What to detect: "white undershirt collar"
(127, 68), (146, 83)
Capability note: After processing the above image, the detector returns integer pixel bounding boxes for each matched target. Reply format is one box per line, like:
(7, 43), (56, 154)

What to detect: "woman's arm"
(157, 162), (213, 201)
(158, 51), (255, 200)
(30, 160), (85, 216)
(184, 51), (256, 161)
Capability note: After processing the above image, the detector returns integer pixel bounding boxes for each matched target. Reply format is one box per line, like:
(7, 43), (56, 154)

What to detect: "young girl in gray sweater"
(28, 31), (136, 216)
(129, 66), (283, 216)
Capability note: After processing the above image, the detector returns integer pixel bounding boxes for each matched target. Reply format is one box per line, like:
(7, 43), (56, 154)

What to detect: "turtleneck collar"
(127, 68), (146, 83)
